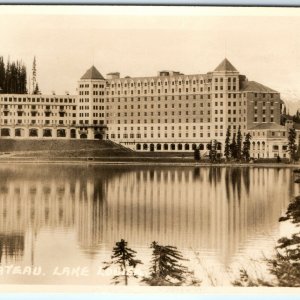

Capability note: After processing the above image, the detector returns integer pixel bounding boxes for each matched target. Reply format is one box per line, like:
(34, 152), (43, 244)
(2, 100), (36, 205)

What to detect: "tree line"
(194, 125), (252, 163)
(0, 56), (27, 94)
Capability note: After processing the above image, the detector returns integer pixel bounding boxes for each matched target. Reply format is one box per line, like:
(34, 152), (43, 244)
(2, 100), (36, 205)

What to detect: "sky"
(1, 6), (300, 111)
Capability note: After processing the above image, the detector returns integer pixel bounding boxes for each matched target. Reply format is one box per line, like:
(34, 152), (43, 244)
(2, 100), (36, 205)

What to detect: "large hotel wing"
(0, 58), (292, 159)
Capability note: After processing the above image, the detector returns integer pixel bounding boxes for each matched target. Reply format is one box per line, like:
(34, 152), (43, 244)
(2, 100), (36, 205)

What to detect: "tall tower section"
(77, 66), (107, 139)
(211, 58), (245, 141)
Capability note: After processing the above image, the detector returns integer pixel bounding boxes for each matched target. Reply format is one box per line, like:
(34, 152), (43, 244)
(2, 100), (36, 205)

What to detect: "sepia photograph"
(0, 5), (300, 293)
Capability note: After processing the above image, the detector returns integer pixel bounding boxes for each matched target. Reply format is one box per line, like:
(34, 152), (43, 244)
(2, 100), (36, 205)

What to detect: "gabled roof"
(248, 123), (285, 130)
(214, 58), (238, 72)
(241, 81), (278, 93)
(81, 66), (105, 80)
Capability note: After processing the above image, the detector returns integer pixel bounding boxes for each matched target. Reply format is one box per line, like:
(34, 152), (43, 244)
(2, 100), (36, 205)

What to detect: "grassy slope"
(0, 139), (194, 160)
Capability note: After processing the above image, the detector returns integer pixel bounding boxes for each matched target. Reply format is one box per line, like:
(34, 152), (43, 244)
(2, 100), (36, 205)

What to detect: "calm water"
(0, 164), (297, 286)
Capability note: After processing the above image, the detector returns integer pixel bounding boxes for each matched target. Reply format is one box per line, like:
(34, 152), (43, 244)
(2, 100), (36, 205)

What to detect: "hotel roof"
(81, 66), (105, 80)
(214, 58), (238, 72)
(248, 123), (285, 130)
(241, 81), (278, 93)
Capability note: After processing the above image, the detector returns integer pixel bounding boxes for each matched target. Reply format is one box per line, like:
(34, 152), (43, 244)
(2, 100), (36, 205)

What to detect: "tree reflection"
(0, 235), (24, 263)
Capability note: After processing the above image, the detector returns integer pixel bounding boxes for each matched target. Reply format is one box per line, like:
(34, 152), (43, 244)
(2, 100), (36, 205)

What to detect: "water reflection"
(0, 235), (24, 263)
(0, 164), (295, 284)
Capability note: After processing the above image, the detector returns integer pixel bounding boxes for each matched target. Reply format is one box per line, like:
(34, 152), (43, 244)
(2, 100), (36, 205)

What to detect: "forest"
(0, 56), (27, 94)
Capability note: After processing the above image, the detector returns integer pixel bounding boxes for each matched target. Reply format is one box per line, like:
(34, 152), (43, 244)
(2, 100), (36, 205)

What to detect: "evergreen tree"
(209, 140), (218, 163)
(236, 126), (242, 161)
(242, 133), (252, 162)
(142, 241), (199, 286)
(33, 83), (40, 95)
(224, 127), (231, 161)
(288, 128), (297, 162)
(230, 133), (237, 159)
(103, 239), (142, 285)
(20, 65), (27, 94)
(268, 196), (300, 286)
(0, 56), (5, 92)
(194, 146), (200, 162)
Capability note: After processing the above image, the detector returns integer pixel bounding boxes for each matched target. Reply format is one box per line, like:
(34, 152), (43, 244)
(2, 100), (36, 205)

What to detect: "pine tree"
(224, 127), (231, 161)
(208, 140), (218, 163)
(288, 128), (297, 162)
(103, 239), (142, 285)
(194, 146), (200, 162)
(0, 56), (5, 93)
(142, 241), (199, 286)
(242, 133), (252, 162)
(230, 133), (237, 160)
(32, 56), (37, 94)
(20, 65), (27, 94)
(33, 83), (40, 95)
(236, 126), (242, 161)
(267, 196), (300, 286)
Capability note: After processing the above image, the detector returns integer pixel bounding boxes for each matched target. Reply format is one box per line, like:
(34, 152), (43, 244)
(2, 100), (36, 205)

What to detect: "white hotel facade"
(0, 58), (293, 158)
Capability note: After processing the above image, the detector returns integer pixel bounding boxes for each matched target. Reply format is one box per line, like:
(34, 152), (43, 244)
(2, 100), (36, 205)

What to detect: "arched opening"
(252, 141), (255, 150)
(178, 144), (182, 150)
(143, 144), (148, 150)
(15, 128), (23, 137)
(185, 144), (190, 151)
(217, 143), (222, 150)
(43, 129), (52, 137)
(94, 133), (103, 140)
(150, 144), (155, 152)
(70, 129), (76, 139)
(171, 144), (176, 150)
(262, 141), (266, 150)
(192, 144), (197, 150)
(164, 144), (168, 150)
(1, 128), (10, 137)
(29, 128), (38, 137)
(57, 129), (66, 138)
(199, 144), (204, 150)
(136, 144), (141, 150)
(80, 133), (87, 139)
(157, 144), (161, 150)
(207, 143), (211, 150)
(257, 141), (260, 151)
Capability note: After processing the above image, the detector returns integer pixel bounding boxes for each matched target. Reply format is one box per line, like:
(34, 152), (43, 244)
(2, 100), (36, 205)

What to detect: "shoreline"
(0, 158), (299, 168)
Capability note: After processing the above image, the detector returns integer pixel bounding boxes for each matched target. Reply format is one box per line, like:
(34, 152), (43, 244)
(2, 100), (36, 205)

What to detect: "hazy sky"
(1, 6), (300, 105)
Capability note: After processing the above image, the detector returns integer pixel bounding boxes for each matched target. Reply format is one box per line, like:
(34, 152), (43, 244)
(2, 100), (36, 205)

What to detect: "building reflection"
(0, 164), (295, 267)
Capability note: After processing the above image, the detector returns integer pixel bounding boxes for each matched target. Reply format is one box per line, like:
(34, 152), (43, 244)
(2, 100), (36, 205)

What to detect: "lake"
(0, 164), (297, 286)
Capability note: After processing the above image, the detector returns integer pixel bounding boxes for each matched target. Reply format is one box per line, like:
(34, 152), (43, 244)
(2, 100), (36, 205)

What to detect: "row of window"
(108, 76), (237, 88)
(2, 105), (76, 110)
(1, 112), (76, 118)
(0, 97), (75, 103)
(111, 132), (224, 139)
(106, 94), (247, 103)
(111, 118), (211, 124)
(251, 131), (286, 137)
(115, 111), (210, 117)
(253, 117), (275, 122)
(116, 125), (213, 131)
(113, 103), (211, 109)
(1, 119), (75, 125)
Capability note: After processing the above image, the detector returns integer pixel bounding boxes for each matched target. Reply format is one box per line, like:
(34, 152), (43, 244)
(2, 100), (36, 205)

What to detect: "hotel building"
(0, 58), (293, 158)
